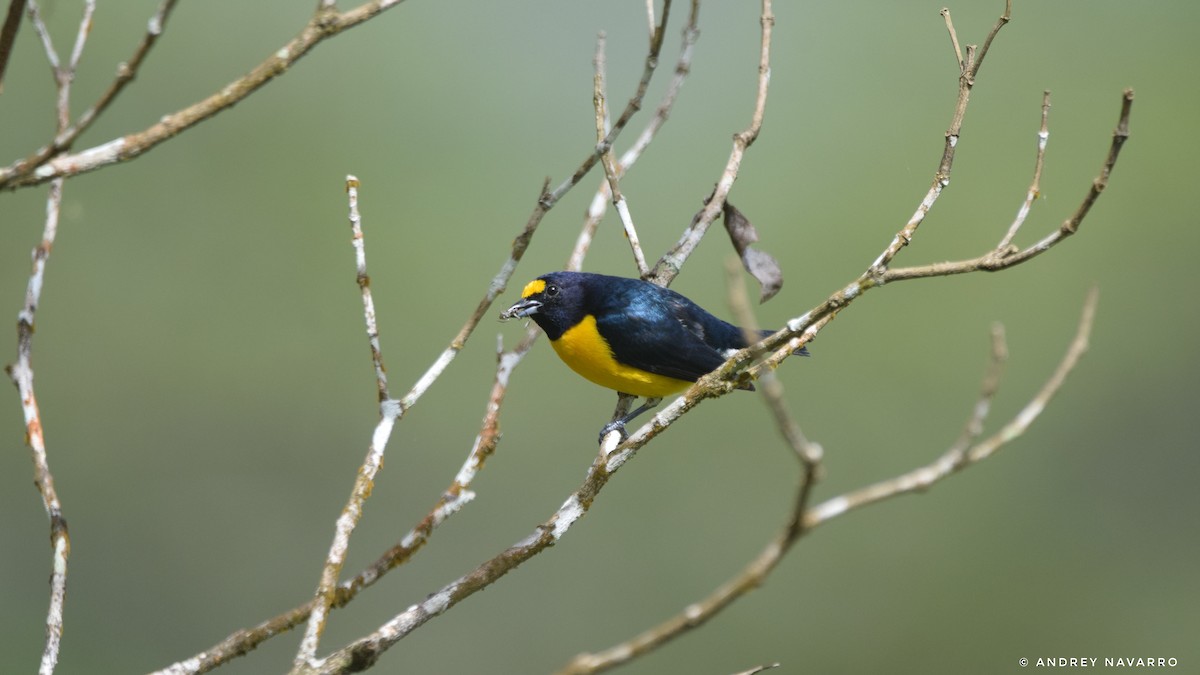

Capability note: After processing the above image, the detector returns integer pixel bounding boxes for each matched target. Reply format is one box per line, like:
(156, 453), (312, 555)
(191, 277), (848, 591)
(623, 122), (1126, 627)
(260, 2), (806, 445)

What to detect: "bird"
(500, 271), (807, 441)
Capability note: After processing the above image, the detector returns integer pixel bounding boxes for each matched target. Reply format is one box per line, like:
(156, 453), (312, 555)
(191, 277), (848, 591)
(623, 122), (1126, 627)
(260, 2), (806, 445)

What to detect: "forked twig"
(8, 0), (180, 183)
(743, 84), (1129, 392)
(882, 89), (1133, 283)
(806, 287), (1097, 525)
(866, 0), (1012, 279)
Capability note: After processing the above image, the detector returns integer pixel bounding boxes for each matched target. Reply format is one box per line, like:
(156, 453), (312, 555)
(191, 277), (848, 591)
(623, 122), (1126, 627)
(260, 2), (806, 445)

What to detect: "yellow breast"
(550, 314), (692, 398)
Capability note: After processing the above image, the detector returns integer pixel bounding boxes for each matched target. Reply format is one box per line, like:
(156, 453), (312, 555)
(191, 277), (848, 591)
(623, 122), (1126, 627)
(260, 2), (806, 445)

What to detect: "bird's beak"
(500, 298), (541, 320)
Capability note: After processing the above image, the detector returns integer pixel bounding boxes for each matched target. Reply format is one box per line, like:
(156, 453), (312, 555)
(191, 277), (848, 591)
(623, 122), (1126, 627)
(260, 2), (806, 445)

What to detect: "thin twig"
(973, 0), (1012, 81)
(941, 7), (964, 71)
(947, 323), (1008, 456)
(24, 1), (58, 71)
(997, 91), (1051, 250)
(594, 32), (650, 277)
(66, 1), (96, 72)
(650, 0), (774, 285)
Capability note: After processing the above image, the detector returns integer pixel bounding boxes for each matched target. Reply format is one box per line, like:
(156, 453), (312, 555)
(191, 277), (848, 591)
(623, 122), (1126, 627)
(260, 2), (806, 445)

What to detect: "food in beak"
(499, 299), (541, 320)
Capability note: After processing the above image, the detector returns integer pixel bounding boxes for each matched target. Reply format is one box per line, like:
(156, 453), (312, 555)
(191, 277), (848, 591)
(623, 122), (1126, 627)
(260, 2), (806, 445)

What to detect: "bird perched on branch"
(501, 271), (807, 442)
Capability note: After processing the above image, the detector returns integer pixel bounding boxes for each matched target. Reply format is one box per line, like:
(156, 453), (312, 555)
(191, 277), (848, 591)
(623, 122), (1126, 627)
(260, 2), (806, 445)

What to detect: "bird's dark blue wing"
(594, 285), (737, 382)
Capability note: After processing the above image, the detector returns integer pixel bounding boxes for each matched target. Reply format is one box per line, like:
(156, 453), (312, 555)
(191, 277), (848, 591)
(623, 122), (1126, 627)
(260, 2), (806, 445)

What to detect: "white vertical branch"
(8, 3), (101, 672)
(294, 176), (401, 669)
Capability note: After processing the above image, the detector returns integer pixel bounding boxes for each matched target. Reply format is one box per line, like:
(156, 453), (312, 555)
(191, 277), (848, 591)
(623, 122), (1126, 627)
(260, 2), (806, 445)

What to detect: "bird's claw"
(597, 420), (628, 445)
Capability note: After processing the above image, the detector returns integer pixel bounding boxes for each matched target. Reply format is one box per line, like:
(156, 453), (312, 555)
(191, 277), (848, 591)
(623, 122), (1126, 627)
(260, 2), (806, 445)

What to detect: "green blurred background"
(1, 1), (1196, 673)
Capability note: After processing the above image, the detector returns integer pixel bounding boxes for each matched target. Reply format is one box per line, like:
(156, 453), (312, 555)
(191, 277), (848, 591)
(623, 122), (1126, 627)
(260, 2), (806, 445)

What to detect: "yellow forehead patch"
(521, 279), (547, 298)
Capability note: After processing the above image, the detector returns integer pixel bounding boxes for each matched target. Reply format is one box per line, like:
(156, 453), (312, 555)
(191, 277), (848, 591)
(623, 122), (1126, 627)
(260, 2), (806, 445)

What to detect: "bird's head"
(499, 272), (587, 340)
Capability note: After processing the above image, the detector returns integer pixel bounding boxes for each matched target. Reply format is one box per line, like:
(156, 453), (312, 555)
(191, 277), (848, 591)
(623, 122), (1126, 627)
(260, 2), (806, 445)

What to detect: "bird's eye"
(546, 284), (559, 297)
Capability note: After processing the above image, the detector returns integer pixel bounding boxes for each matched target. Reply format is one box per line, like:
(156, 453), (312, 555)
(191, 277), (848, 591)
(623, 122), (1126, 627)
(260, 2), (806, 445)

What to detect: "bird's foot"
(597, 420), (628, 445)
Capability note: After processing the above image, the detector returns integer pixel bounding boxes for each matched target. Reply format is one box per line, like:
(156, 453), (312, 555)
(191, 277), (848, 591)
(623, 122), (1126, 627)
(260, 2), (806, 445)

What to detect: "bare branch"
(8, 0), (179, 179)
(57, 1), (179, 159)
(973, 0), (1012, 80)
(66, 0), (95, 72)
(941, 8), (965, 71)
(947, 323), (1009, 456)
(345, 177), (390, 403)
(883, 89), (1133, 282)
(0, 0), (411, 190)
(997, 90), (1052, 250)
(6, 177), (69, 675)
(866, 4), (1012, 279)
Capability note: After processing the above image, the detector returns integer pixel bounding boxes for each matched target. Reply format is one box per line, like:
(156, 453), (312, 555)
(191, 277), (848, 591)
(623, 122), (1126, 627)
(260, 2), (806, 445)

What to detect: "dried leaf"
(723, 200), (783, 303)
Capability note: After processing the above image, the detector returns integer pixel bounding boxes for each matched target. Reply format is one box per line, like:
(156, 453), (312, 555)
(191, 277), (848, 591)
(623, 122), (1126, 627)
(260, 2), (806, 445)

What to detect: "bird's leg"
(597, 396), (663, 444)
